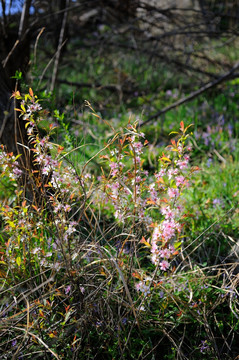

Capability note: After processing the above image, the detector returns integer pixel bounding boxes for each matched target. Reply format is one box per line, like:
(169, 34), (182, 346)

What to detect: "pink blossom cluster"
(21, 98), (42, 121)
(135, 280), (151, 296)
(0, 91), (91, 273)
(95, 129), (152, 225)
(0, 149), (23, 180)
(95, 123), (193, 297)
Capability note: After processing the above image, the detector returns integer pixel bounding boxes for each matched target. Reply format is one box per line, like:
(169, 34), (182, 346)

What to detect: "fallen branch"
(42, 76), (138, 94)
(139, 59), (239, 127)
(49, 77), (121, 91)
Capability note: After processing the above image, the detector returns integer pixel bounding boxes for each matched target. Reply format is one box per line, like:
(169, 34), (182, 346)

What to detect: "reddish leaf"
(132, 272), (141, 279)
(176, 311), (183, 317)
(57, 145), (64, 153)
(140, 236), (151, 247)
(147, 199), (156, 205)
(180, 121), (184, 132)
(65, 305), (70, 313)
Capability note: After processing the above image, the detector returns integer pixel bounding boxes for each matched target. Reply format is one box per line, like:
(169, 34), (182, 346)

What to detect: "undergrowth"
(0, 89), (239, 359)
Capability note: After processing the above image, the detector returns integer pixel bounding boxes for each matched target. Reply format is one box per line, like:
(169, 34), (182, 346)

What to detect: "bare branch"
(50, 0), (70, 92)
(18, 0), (32, 40)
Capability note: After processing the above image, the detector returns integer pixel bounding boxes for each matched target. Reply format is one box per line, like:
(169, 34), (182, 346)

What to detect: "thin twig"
(37, 39), (67, 89)
(0, 110), (9, 139)
(34, 27), (45, 66)
(2, 40), (19, 68)
(50, 0), (70, 92)
(18, 0), (32, 39)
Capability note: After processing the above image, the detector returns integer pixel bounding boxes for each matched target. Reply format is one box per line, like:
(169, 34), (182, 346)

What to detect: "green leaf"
(16, 256), (21, 266)
(20, 103), (26, 112)
(8, 221), (15, 228)
(169, 131), (179, 135)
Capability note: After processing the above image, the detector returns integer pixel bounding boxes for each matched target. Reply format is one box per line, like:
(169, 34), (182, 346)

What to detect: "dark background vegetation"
(1, 0), (239, 157)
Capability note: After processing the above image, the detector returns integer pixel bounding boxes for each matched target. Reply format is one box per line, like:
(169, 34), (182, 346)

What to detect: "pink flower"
(160, 260), (170, 271)
(12, 166), (23, 177)
(115, 209), (124, 221)
(65, 285), (71, 295)
(39, 137), (48, 146)
(135, 282), (142, 291)
(167, 168), (178, 179)
(175, 175), (185, 187)
(151, 242), (159, 252)
(109, 162), (118, 170)
(111, 182), (120, 190)
(159, 248), (171, 259)
(135, 281), (150, 295)
(149, 186), (158, 202)
(64, 204), (71, 212)
(161, 219), (176, 240)
(29, 102), (42, 112)
(161, 206), (175, 219)
(168, 187), (179, 198)
(54, 204), (62, 213)
(155, 169), (166, 179)
(42, 166), (51, 175)
(111, 169), (118, 177)
(177, 204), (183, 213)
(178, 145), (183, 153)
(151, 253), (158, 265)
(152, 226), (161, 242)
(169, 244), (176, 254)
(177, 159), (188, 169)
(132, 142), (143, 154)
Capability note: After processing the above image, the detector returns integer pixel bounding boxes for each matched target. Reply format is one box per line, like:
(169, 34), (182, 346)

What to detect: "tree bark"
(0, 0), (32, 162)
(0, 64), (19, 155)
(0, 64), (36, 175)
(0, 64), (52, 205)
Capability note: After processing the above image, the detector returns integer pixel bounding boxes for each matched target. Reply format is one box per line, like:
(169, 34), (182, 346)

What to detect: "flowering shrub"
(0, 90), (89, 273)
(95, 120), (198, 296)
(0, 90), (238, 360)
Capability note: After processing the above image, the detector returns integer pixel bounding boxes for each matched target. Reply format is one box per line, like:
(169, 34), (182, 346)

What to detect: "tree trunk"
(0, 64), (31, 162)
(0, 65), (35, 177)
(0, 64), (53, 205)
